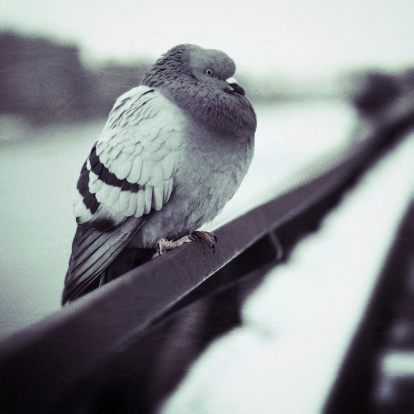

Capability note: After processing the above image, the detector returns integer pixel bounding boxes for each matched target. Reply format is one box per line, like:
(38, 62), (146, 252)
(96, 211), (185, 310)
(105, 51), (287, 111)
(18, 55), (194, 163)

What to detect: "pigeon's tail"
(62, 218), (150, 305)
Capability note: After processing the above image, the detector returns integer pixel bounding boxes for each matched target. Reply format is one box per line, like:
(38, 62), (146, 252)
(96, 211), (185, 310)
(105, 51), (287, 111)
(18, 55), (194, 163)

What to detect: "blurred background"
(1, 0), (414, 340)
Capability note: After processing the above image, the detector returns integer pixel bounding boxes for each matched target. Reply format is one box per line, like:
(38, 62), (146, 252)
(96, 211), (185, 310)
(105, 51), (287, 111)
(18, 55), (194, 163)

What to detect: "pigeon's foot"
(156, 231), (218, 256)
(156, 236), (193, 255)
(189, 231), (217, 253)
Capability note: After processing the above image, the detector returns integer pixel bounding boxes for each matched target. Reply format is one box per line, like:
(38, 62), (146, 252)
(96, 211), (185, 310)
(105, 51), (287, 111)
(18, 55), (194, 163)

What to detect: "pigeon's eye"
(205, 68), (214, 76)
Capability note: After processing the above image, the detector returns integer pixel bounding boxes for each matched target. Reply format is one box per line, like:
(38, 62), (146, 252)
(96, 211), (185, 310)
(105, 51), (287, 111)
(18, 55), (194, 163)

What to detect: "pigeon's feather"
(63, 86), (185, 303)
(62, 219), (140, 303)
(74, 86), (183, 228)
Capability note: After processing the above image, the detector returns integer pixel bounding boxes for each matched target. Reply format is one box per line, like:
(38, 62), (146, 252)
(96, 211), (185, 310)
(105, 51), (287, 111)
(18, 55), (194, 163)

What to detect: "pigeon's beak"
(226, 77), (245, 96)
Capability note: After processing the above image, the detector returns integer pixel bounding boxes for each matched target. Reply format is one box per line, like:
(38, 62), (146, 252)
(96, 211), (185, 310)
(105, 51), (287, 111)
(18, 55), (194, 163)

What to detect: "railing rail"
(0, 94), (413, 413)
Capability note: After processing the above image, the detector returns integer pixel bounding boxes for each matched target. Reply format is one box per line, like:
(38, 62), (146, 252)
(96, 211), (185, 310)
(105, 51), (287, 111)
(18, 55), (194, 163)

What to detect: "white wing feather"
(74, 86), (186, 226)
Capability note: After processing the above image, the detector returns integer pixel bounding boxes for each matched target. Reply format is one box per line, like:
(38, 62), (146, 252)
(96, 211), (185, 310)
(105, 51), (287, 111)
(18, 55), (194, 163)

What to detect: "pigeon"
(62, 44), (257, 304)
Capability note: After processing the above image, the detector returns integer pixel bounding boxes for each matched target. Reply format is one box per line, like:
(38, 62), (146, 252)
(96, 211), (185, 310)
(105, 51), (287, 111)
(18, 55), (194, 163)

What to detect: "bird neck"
(142, 45), (192, 88)
(164, 81), (257, 139)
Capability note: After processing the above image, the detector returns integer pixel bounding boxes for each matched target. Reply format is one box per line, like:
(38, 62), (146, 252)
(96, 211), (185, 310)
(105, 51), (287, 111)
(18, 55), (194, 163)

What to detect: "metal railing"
(0, 88), (413, 413)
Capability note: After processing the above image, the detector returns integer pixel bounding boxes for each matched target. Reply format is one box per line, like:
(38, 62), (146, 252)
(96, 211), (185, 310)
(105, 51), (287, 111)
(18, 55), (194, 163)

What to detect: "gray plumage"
(63, 44), (256, 304)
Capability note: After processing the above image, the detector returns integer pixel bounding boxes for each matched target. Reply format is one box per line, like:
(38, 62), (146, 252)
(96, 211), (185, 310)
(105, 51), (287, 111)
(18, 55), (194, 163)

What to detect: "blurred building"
(0, 32), (91, 121)
(0, 32), (150, 123)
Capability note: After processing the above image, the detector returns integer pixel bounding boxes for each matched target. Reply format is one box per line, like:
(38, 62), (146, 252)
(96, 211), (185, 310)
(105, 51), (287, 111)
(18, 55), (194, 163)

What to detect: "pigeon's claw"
(190, 231), (217, 253)
(156, 231), (217, 256)
(156, 236), (193, 255)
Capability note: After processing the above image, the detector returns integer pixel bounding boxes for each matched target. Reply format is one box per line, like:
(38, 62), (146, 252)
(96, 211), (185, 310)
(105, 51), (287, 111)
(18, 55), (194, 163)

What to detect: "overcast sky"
(1, 0), (414, 78)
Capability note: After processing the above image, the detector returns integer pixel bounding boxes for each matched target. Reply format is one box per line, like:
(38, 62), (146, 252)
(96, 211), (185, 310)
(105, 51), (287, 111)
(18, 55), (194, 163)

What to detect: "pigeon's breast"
(179, 121), (254, 222)
(142, 123), (253, 246)
(129, 103), (255, 248)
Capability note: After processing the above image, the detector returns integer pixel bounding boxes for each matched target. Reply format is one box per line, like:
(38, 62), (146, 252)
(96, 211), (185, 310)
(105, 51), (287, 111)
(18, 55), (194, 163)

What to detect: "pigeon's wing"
(63, 86), (185, 303)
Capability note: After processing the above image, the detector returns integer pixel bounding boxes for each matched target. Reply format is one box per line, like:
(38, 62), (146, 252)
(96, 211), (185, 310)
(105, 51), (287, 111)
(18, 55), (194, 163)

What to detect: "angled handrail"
(0, 97), (413, 413)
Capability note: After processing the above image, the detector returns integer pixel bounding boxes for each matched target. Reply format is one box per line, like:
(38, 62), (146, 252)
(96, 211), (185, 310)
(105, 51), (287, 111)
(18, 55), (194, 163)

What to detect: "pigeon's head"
(186, 45), (245, 96)
(142, 44), (256, 136)
(142, 44), (245, 96)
